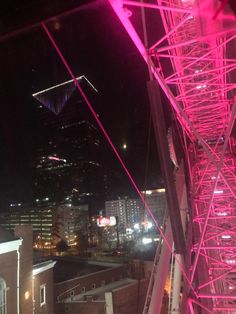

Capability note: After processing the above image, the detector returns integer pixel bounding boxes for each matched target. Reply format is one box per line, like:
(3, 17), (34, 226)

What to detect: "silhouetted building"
(33, 77), (108, 213)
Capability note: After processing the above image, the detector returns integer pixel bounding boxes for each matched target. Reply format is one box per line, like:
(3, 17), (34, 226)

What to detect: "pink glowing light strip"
(190, 105), (236, 283)
(199, 294), (236, 299)
(152, 0), (236, 310)
(189, 298), (214, 314)
(108, 0), (193, 139)
(122, 0), (192, 14)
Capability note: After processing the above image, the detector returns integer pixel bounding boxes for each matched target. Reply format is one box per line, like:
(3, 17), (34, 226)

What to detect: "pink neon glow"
(188, 300), (195, 314)
(109, 0), (236, 312)
(48, 156), (61, 161)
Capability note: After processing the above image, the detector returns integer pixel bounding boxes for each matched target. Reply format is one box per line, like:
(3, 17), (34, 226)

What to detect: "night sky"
(0, 0), (162, 208)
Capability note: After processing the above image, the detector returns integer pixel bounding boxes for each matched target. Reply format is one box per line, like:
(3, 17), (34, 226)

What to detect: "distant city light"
(123, 143), (127, 150)
(24, 291), (30, 300)
(97, 216), (116, 227)
(157, 188), (165, 193)
(147, 222), (153, 229)
(48, 156), (67, 163)
(134, 223), (140, 230)
(142, 188), (165, 195)
(36, 199), (39, 202)
(142, 237), (152, 245)
(10, 203), (22, 207)
(126, 228), (133, 234)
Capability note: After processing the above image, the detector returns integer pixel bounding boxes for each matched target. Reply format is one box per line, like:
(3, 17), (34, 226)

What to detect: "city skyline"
(0, 1), (162, 210)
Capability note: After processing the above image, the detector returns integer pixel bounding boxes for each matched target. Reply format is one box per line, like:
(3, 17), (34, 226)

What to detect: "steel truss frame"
(109, 0), (236, 312)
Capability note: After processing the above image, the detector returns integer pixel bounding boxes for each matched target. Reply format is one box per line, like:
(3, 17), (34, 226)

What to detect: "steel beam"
(147, 80), (185, 254)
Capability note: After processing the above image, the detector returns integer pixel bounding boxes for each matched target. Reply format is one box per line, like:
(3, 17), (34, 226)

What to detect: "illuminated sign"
(48, 156), (66, 163)
(97, 216), (116, 227)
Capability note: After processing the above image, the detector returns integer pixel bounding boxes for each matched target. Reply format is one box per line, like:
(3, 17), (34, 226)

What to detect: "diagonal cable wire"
(41, 21), (196, 296)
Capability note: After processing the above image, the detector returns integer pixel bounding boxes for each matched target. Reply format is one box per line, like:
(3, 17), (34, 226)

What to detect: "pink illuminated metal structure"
(109, 0), (236, 312)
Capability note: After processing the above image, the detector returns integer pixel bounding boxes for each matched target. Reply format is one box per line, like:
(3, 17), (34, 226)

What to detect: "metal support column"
(147, 80), (185, 254)
(148, 218), (173, 314)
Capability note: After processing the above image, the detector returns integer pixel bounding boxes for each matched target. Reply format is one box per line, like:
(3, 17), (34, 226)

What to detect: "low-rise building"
(0, 225), (55, 314)
(54, 260), (149, 314)
(0, 204), (88, 250)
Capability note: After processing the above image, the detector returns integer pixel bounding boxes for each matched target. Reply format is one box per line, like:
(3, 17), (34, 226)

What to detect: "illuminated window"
(0, 278), (7, 314)
(40, 284), (46, 306)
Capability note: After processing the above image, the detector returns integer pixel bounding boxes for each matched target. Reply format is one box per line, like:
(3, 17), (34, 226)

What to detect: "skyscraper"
(33, 77), (107, 213)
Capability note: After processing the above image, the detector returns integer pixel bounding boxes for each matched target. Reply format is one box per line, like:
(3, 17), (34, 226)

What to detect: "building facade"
(33, 77), (114, 214)
(141, 188), (166, 227)
(105, 189), (166, 230)
(53, 204), (88, 249)
(0, 225), (55, 314)
(0, 204), (88, 250)
(105, 198), (127, 230)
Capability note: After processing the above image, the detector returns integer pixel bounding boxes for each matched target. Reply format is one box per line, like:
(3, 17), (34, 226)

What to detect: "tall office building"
(105, 197), (143, 229)
(105, 198), (127, 229)
(105, 188), (166, 230)
(33, 77), (110, 213)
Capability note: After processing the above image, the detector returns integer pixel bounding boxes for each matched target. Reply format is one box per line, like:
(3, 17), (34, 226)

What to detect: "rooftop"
(0, 226), (18, 243)
(66, 278), (137, 302)
(33, 260), (56, 276)
(53, 257), (113, 283)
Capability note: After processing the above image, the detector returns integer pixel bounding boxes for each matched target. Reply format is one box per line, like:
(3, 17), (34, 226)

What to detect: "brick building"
(0, 225), (55, 314)
(54, 260), (151, 314)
